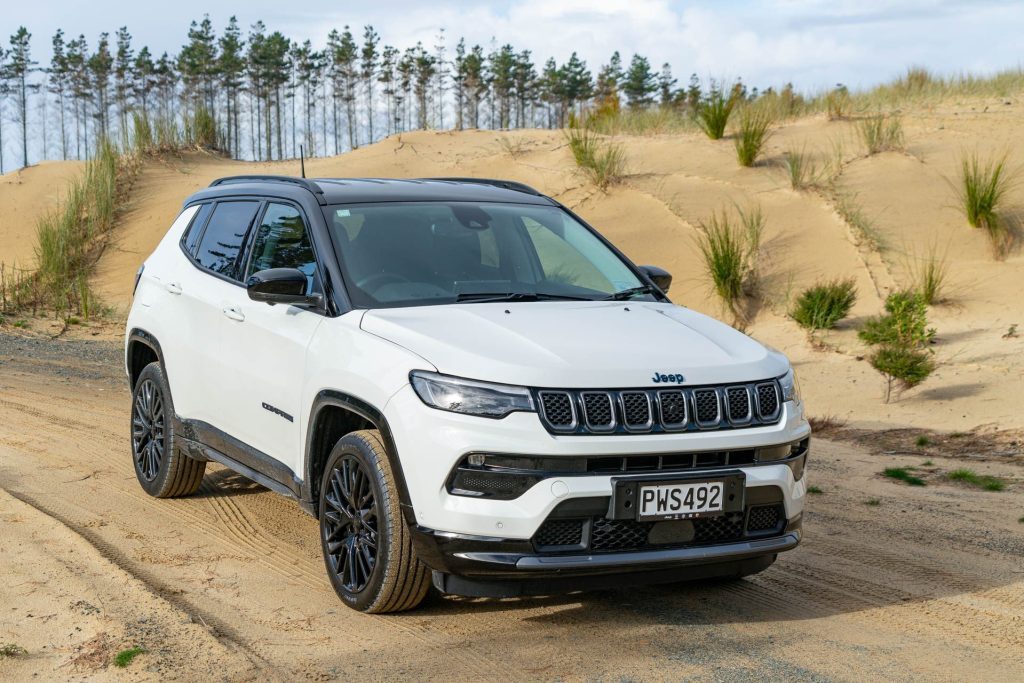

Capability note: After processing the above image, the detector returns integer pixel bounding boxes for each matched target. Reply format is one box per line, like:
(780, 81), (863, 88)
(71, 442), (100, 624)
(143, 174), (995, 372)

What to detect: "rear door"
(174, 199), (262, 426)
(216, 201), (325, 476)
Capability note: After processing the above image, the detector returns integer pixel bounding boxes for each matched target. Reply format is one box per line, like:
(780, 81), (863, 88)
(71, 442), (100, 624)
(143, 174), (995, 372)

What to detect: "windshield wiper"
(455, 292), (593, 303)
(602, 284), (660, 301)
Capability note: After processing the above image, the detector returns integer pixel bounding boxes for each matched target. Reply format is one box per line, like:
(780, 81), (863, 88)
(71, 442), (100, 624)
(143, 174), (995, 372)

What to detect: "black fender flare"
(126, 328), (165, 388)
(303, 390), (416, 526)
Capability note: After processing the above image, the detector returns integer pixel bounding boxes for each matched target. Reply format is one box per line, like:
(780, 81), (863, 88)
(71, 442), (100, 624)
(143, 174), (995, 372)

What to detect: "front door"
(217, 201), (325, 477)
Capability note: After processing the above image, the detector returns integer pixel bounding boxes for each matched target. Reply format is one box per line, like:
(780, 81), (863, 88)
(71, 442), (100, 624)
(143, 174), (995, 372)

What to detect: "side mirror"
(640, 265), (672, 294)
(246, 268), (322, 307)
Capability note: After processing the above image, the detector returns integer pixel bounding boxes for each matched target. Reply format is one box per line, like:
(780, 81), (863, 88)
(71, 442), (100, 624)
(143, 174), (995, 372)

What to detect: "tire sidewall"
(318, 435), (394, 612)
(130, 362), (179, 497)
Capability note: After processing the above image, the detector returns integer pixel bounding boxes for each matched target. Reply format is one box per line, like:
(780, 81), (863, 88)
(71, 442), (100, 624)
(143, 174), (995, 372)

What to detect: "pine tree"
(489, 45), (515, 129)
(132, 46), (154, 119)
(8, 27), (39, 168)
(411, 42), (435, 130)
(219, 17), (245, 157)
(65, 35), (89, 158)
(89, 33), (113, 143)
(378, 45), (398, 136)
(0, 46), (7, 172)
(512, 50), (535, 128)
(361, 25), (379, 143)
(594, 51), (623, 107)
(622, 54), (656, 109)
(462, 44), (486, 129)
(49, 30), (70, 160)
(114, 26), (134, 135)
(328, 27), (358, 150)
(657, 62), (677, 106)
(396, 48), (414, 132)
(557, 53), (592, 125)
(153, 52), (176, 122)
(179, 16), (218, 117)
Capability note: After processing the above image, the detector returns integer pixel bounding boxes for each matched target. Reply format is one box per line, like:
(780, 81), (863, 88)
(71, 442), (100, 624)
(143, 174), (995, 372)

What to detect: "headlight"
(410, 371), (536, 418)
(779, 367), (802, 403)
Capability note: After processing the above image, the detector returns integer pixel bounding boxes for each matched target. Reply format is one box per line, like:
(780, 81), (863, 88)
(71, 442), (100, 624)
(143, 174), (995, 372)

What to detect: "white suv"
(125, 176), (810, 613)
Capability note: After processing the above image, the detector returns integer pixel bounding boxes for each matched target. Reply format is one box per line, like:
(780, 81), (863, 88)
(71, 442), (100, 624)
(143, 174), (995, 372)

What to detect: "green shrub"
(0, 643), (27, 658)
(859, 290), (935, 348)
(784, 147), (818, 190)
(909, 245), (949, 305)
(955, 151), (1015, 258)
(791, 278), (857, 330)
(858, 113), (905, 154)
(696, 208), (762, 322)
(861, 290), (936, 401)
(694, 83), (736, 140)
(883, 467), (926, 486)
(947, 469), (1006, 491)
(734, 107), (773, 167)
(565, 123), (626, 190)
(114, 647), (145, 668)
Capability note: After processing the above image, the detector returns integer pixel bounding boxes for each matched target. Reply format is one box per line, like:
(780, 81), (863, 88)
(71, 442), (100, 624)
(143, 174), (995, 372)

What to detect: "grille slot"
(756, 383), (780, 420)
(620, 392), (652, 430)
(747, 504), (784, 532)
(534, 519), (585, 548)
(657, 390), (687, 429)
(725, 386), (752, 423)
(591, 518), (649, 551)
(539, 391), (575, 430)
(581, 392), (615, 431)
(692, 389), (720, 426)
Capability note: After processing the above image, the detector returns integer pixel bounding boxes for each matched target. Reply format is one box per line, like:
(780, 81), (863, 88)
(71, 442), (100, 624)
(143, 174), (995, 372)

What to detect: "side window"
(194, 201), (261, 279)
(245, 203), (318, 292)
(182, 202), (213, 255)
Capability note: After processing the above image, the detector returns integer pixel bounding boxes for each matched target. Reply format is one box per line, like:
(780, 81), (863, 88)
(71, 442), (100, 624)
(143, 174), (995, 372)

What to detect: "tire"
(319, 430), (430, 613)
(130, 362), (206, 498)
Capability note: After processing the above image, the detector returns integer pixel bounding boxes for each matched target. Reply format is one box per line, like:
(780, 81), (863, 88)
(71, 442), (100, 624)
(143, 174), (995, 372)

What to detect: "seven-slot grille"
(535, 381), (783, 435)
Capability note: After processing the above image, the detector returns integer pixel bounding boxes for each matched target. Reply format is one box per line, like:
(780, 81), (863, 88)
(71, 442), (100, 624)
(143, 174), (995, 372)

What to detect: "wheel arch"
(126, 328), (165, 391)
(303, 390), (416, 525)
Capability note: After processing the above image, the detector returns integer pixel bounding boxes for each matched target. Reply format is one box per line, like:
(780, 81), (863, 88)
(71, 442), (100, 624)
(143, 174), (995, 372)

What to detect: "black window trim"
(179, 198), (265, 288)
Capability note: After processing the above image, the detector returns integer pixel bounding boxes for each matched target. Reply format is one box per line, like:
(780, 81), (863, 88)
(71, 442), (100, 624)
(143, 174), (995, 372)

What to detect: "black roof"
(190, 176), (556, 207)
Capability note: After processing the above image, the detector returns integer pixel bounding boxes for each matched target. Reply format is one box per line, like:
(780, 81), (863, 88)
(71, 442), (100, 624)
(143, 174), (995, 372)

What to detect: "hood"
(360, 301), (788, 389)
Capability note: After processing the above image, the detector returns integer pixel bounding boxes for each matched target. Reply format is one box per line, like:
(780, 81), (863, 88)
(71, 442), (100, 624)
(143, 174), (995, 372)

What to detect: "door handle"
(165, 281), (182, 295)
(222, 306), (245, 322)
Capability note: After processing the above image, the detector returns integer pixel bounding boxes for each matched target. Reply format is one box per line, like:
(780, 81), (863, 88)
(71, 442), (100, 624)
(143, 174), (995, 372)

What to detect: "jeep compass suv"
(125, 175), (809, 613)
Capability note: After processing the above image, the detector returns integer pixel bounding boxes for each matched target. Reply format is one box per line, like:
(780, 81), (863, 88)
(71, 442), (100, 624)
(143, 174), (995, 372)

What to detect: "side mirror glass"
(246, 268), (322, 307)
(640, 265), (672, 294)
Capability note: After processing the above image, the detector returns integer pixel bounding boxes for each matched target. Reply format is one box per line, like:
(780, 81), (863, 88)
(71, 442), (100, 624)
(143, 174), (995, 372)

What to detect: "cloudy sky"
(4, 0), (1022, 92)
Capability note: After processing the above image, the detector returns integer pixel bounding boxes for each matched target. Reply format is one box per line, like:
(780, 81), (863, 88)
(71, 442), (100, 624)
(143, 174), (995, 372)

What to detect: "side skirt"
(178, 418), (317, 517)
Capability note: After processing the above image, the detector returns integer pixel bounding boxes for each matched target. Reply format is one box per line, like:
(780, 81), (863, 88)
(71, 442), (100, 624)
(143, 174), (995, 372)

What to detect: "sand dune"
(4, 99), (1023, 431)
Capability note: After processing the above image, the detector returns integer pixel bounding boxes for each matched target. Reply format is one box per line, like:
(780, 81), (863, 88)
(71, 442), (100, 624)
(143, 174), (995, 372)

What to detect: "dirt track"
(1, 332), (1022, 681)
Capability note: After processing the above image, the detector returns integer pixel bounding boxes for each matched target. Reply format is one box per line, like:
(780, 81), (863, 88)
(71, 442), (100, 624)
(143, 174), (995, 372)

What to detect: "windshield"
(323, 201), (649, 308)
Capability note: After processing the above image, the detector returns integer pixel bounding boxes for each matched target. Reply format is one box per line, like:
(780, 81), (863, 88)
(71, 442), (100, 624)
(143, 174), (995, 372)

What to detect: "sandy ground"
(0, 333), (1021, 680)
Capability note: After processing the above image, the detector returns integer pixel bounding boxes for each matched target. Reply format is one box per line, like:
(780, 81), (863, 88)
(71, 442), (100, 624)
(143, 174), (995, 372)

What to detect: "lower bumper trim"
(450, 532), (800, 570)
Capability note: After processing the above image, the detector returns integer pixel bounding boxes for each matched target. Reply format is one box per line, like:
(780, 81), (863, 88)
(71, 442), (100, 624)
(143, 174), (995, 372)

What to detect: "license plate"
(638, 481), (724, 520)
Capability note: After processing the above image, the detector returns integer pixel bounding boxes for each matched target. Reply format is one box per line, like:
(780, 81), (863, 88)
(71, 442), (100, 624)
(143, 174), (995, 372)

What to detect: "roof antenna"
(300, 144), (306, 178)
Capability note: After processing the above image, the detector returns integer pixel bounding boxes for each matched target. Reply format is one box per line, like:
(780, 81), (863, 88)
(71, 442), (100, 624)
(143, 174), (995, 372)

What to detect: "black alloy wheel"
(322, 454), (380, 593)
(132, 377), (165, 482)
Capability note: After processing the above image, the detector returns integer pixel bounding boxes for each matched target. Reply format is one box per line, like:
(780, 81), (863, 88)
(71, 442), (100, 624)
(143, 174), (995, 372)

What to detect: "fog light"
(467, 453), (486, 466)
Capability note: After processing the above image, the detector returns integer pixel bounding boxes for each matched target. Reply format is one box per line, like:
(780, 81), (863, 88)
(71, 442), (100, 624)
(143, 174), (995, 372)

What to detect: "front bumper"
(385, 383), (811, 539)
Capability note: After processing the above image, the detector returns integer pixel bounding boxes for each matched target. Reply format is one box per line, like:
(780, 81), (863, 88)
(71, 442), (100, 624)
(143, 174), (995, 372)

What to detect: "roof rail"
(209, 175), (326, 204)
(422, 177), (543, 196)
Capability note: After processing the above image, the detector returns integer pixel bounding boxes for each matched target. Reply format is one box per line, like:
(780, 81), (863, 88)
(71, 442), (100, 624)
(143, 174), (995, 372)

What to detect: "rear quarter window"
(194, 201), (261, 280)
(182, 203), (213, 255)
